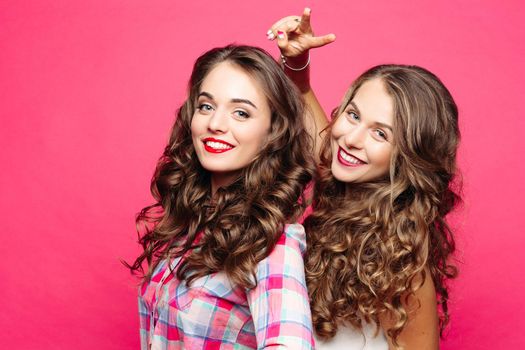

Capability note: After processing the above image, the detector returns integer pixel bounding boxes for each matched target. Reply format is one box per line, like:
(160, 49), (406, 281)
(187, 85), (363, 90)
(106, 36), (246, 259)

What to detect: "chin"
(201, 165), (234, 173)
(331, 164), (355, 183)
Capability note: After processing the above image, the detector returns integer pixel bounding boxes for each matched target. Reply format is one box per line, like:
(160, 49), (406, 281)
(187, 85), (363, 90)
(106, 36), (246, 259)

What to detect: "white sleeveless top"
(315, 323), (388, 350)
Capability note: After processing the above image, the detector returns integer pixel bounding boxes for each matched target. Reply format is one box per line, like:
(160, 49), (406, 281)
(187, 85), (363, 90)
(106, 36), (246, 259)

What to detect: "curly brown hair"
(127, 45), (315, 289)
(304, 65), (460, 347)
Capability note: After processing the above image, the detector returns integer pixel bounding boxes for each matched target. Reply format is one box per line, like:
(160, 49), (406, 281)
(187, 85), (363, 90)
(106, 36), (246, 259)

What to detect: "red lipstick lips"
(337, 147), (366, 167)
(203, 138), (234, 154)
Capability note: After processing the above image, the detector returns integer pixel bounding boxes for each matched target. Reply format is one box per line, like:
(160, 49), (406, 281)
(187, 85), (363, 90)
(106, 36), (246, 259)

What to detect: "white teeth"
(205, 141), (232, 150)
(339, 149), (363, 164)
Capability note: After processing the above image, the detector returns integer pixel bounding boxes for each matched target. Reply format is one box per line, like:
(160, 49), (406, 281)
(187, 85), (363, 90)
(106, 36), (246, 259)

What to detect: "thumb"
(309, 33), (336, 49)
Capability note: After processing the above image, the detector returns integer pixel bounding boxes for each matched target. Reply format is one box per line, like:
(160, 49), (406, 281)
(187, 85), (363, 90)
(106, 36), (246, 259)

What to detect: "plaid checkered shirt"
(138, 223), (314, 349)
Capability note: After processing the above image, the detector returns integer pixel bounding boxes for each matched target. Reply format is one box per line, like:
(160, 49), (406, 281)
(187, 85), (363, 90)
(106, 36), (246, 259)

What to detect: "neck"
(210, 171), (241, 195)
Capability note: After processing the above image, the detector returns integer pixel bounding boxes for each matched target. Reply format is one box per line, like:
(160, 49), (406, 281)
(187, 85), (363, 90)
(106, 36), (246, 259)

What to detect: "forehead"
(200, 62), (267, 104)
(351, 78), (394, 126)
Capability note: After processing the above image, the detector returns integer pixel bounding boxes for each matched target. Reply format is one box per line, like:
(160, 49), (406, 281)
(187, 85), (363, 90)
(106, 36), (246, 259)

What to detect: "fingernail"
(266, 29), (272, 35)
(267, 32), (275, 40)
(277, 31), (284, 39)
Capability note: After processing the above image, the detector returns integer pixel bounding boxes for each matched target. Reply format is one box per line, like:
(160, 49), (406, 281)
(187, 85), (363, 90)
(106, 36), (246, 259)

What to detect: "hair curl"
(127, 45), (315, 289)
(304, 65), (460, 347)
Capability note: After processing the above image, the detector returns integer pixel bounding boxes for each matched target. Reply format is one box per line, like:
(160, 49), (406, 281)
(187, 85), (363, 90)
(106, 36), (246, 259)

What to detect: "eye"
(197, 103), (213, 113)
(373, 129), (388, 141)
(233, 110), (250, 119)
(347, 111), (360, 122)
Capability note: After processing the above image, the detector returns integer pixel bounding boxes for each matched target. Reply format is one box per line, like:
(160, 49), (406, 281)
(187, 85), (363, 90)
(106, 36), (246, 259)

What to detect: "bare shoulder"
(380, 268), (440, 350)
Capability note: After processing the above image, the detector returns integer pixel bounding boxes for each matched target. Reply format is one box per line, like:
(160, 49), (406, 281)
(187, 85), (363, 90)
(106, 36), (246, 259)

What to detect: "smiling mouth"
(337, 147), (366, 166)
(203, 138), (234, 153)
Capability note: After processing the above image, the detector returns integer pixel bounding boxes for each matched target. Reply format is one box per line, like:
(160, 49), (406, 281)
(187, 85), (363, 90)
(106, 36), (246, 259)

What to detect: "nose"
(207, 109), (228, 134)
(343, 125), (366, 149)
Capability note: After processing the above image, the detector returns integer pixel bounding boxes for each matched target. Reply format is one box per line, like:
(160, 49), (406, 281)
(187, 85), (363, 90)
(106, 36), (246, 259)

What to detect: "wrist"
(280, 52), (311, 93)
(282, 52), (309, 69)
(281, 51), (310, 71)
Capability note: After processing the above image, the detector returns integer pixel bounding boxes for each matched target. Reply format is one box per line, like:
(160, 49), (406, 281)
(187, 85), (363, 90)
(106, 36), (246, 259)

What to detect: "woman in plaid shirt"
(128, 45), (316, 349)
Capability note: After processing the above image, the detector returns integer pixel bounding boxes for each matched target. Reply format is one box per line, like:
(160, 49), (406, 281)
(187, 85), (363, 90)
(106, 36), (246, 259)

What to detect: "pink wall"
(1, 0), (524, 348)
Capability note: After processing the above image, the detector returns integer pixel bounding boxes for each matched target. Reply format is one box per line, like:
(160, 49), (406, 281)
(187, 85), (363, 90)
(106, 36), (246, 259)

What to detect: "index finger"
(298, 8), (312, 33)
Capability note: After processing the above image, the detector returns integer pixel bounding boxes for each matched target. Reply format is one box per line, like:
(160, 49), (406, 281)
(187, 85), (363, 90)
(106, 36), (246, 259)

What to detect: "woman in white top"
(268, 9), (461, 350)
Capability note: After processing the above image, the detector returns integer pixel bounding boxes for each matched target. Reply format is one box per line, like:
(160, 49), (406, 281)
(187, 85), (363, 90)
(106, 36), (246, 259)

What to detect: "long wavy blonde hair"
(128, 45), (315, 289)
(304, 65), (460, 347)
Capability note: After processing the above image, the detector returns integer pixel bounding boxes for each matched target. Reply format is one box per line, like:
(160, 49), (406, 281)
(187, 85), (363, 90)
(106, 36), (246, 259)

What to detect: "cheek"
(190, 115), (202, 137)
(373, 144), (393, 168)
(330, 134), (339, 154)
(252, 129), (270, 151)
(244, 118), (271, 149)
(330, 118), (346, 139)
(260, 121), (272, 144)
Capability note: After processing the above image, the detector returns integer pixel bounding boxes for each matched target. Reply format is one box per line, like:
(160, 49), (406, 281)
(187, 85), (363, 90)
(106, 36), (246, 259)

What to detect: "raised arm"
(267, 8), (336, 158)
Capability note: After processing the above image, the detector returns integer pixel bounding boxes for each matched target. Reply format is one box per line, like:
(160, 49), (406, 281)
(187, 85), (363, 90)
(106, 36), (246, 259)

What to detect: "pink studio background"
(1, 0), (524, 349)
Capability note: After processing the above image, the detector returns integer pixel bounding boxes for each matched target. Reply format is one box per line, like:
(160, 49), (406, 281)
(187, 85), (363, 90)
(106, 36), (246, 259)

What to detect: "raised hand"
(267, 8), (336, 59)
(267, 8), (333, 152)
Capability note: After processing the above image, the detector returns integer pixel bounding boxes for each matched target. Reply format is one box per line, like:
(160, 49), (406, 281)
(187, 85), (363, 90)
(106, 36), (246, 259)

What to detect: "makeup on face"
(190, 62), (272, 192)
(330, 78), (394, 183)
(202, 137), (235, 153)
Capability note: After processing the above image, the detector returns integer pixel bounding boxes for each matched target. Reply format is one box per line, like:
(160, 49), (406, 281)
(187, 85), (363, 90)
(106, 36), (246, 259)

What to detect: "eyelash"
(347, 111), (360, 121)
(197, 103), (250, 120)
(375, 129), (387, 140)
(233, 110), (250, 119)
(197, 103), (213, 112)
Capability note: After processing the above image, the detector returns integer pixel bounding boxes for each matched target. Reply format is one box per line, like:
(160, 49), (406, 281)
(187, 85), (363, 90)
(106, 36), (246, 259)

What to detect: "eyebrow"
(348, 100), (393, 131)
(198, 91), (258, 109)
(375, 122), (393, 131)
(349, 101), (361, 115)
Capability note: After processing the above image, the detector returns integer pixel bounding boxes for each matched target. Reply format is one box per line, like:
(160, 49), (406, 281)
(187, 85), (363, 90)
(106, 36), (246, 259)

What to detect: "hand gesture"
(267, 8), (336, 59)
